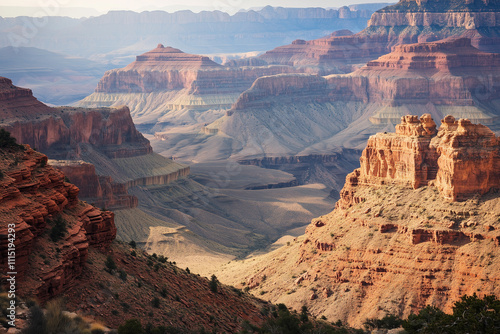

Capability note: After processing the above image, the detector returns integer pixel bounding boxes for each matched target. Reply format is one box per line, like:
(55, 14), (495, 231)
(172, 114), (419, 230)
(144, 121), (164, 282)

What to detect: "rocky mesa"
(259, 0), (500, 73)
(202, 38), (500, 162)
(0, 77), (190, 210)
(217, 115), (500, 327)
(78, 44), (299, 132)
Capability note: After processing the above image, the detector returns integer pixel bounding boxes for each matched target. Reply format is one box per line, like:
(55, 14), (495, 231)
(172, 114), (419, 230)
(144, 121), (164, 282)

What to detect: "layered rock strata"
(207, 38), (500, 161)
(0, 146), (116, 301)
(0, 77), (151, 159)
(259, 0), (500, 71)
(340, 114), (499, 205)
(0, 77), (189, 209)
(78, 44), (300, 129)
(218, 116), (500, 327)
(50, 160), (139, 210)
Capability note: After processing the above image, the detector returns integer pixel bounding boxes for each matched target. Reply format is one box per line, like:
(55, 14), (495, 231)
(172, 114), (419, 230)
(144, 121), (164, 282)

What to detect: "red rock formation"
(258, 1), (500, 72)
(0, 146), (116, 301)
(226, 114), (500, 328)
(230, 38), (500, 126)
(367, 37), (500, 70)
(338, 114), (499, 207)
(94, 45), (299, 95)
(127, 44), (221, 70)
(0, 77), (152, 159)
(433, 116), (500, 201)
(50, 160), (139, 210)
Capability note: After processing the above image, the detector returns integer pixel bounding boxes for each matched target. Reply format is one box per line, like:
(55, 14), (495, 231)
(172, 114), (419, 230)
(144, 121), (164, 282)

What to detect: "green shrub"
(119, 270), (127, 281)
(49, 215), (67, 242)
(0, 129), (23, 150)
(209, 274), (218, 293)
(105, 255), (117, 273)
(22, 305), (47, 334)
(118, 319), (144, 334)
(403, 294), (500, 334)
(129, 240), (136, 249)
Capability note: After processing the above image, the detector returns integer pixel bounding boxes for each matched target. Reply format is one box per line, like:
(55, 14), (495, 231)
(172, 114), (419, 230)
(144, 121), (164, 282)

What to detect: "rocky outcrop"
(0, 77), (152, 159)
(50, 160), (139, 210)
(0, 146), (116, 301)
(258, 0), (500, 71)
(338, 115), (499, 208)
(92, 44), (298, 96)
(433, 117), (500, 201)
(218, 116), (500, 327)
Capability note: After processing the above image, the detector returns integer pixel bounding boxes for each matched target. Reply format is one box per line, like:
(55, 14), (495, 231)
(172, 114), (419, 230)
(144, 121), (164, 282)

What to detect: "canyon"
(78, 43), (301, 134)
(0, 76), (189, 211)
(184, 37), (500, 164)
(0, 143), (274, 332)
(1, 76), (335, 275)
(217, 115), (500, 327)
(258, 0), (500, 72)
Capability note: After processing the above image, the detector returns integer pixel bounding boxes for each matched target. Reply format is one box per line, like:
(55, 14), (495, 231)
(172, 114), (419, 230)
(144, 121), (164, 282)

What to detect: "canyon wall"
(0, 77), (152, 159)
(340, 114), (499, 206)
(0, 77), (190, 210)
(259, 0), (500, 71)
(0, 146), (116, 301)
(219, 115), (500, 327)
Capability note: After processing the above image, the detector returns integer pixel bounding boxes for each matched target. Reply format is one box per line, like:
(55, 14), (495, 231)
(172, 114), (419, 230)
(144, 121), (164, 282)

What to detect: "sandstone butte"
(0, 146), (270, 332)
(217, 115), (500, 328)
(0, 76), (190, 210)
(258, 0), (500, 73)
(78, 44), (300, 125)
(215, 37), (500, 159)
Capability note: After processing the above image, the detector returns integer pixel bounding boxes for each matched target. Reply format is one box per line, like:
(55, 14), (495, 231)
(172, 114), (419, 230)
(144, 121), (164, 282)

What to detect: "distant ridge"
(379, 0), (500, 12)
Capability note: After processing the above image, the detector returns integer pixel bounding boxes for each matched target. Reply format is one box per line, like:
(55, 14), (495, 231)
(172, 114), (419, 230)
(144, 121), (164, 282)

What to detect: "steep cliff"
(259, 0), (500, 71)
(0, 77), (189, 210)
(339, 114), (499, 205)
(216, 116), (500, 327)
(205, 38), (500, 160)
(0, 144), (116, 301)
(0, 77), (151, 159)
(78, 44), (300, 132)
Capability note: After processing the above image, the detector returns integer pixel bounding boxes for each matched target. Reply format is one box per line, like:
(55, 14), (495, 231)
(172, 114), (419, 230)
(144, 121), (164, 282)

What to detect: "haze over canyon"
(1, 0), (500, 333)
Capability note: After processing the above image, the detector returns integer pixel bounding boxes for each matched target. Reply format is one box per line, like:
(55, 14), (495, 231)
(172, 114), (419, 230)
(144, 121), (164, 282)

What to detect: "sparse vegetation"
(0, 129), (23, 150)
(49, 215), (68, 242)
(119, 269), (127, 281)
(105, 255), (117, 273)
(118, 318), (144, 334)
(209, 274), (219, 293)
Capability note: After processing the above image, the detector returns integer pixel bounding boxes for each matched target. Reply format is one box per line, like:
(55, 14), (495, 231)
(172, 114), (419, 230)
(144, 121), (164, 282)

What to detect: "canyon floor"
(114, 161), (338, 276)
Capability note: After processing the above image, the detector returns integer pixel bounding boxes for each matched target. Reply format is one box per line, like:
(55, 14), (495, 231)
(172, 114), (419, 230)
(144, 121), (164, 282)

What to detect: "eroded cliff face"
(49, 160), (139, 210)
(0, 77), (190, 210)
(217, 116), (500, 327)
(79, 44), (300, 127)
(0, 77), (152, 159)
(0, 146), (116, 301)
(339, 114), (499, 207)
(259, 0), (500, 71)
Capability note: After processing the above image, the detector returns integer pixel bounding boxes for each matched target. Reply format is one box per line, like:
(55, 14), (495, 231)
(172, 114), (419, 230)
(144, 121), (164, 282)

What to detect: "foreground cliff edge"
(0, 140), (275, 332)
(217, 115), (500, 327)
